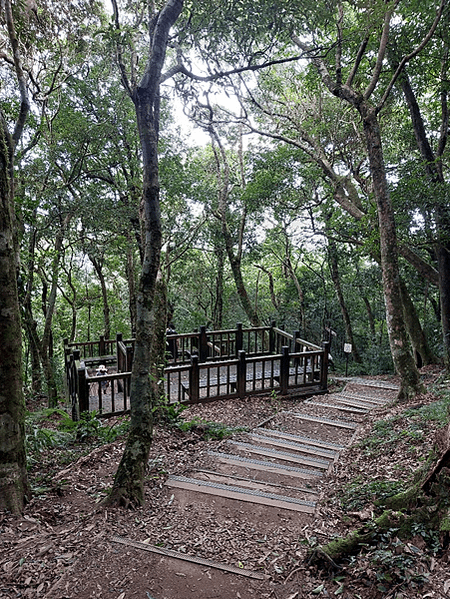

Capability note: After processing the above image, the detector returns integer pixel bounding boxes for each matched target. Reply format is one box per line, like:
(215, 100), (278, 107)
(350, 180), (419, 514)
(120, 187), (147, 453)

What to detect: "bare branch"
(363, 1), (400, 100)
(161, 52), (307, 84)
(4, 0), (30, 147)
(378, 0), (447, 110)
(111, 0), (133, 97)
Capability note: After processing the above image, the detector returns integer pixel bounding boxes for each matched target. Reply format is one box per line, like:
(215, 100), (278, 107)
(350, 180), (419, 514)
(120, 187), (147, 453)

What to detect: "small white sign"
(344, 343), (352, 353)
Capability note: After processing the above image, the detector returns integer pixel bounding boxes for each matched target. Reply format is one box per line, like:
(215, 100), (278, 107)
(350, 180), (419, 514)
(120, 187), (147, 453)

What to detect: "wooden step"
(112, 536), (266, 580)
(256, 428), (345, 451)
(166, 475), (316, 513)
(227, 441), (331, 469)
(331, 394), (384, 409)
(346, 378), (399, 391)
(248, 433), (338, 459)
(284, 411), (358, 430)
(337, 392), (389, 405)
(193, 469), (319, 497)
(208, 451), (324, 479)
(304, 400), (368, 414)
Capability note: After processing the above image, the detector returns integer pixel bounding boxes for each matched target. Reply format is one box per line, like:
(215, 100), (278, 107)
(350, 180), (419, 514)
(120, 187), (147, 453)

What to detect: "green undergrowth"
(312, 385), (450, 593)
(26, 408), (130, 466)
(159, 401), (248, 440)
(339, 388), (450, 511)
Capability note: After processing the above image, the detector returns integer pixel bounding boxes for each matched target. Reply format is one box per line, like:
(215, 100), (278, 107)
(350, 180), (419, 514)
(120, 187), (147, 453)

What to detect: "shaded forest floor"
(1, 365), (450, 598)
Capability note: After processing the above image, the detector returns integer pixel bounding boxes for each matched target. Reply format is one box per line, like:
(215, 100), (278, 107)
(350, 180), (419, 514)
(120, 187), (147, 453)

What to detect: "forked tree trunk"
(393, 53), (450, 368)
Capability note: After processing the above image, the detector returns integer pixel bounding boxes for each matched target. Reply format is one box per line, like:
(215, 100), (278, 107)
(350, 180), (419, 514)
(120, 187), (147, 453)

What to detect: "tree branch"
(5, 0), (30, 147)
(377, 0), (447, 111)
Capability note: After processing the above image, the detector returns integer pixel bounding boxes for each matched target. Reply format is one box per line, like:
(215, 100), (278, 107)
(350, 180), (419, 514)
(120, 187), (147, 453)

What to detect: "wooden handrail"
(65, 325), (328, 417)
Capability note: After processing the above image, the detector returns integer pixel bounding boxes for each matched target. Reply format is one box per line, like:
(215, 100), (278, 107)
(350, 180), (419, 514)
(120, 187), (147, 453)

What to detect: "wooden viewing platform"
(64, 324), (330, 420)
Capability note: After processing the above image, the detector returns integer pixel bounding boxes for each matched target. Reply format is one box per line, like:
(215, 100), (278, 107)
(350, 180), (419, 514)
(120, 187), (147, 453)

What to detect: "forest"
(2, 1), (450, 591)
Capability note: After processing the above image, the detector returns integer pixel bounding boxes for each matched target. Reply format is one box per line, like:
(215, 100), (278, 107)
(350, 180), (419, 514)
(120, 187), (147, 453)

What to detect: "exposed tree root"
(309, 424), (450, 566)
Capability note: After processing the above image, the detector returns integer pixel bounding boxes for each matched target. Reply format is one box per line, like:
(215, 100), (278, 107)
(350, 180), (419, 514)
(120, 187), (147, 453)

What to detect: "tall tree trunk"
(361, 106), (423, 398)
(227, 250), (260, 326)
(212, 245), (224, 329)
(292, 3), (444, 398)
(0, 0), (30, 512)
(107, 0), (183, 508)
(327, 234), (362, 363)
(211, 129), (260, 327)
(362, 296), (376, 340)
(283, 255), (306, 336)
(150, 270), (168, 417)
(22, 220), (43, 393)
(399, 279), (437, 367)
(89, 254), (111, 340)
(0, 122), (30, 512)
(39, 220), (70, 408)
(125, 230), (138, 335)
(393, 52), (450, 367)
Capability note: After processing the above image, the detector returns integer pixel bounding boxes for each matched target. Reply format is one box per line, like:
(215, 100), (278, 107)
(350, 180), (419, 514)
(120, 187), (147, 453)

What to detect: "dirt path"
(3, 375), (444, 599)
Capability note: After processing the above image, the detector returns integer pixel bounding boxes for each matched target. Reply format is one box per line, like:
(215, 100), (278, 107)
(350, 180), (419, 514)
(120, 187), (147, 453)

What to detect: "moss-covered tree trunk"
(0, 0), (31, 513)
(106, 0), (183, 508)
(150, 269), (169, 416)
(0, 121), (30, 513)
(400, 278), (437, 367)
(314, 423), (450, 564)
(361, 106), (423, 399)
(125, 229), (138, 335)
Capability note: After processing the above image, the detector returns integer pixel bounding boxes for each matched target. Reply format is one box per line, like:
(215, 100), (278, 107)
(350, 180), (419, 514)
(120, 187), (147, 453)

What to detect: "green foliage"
(362, 536), (430, 593)
(340, 478), (407, 511)
(26, 408), (129, 467)
(156, 402), (188, 427)
(359, 416), (427, 458)
(26, 423), (72, 455)
(404, 394), (450, 423)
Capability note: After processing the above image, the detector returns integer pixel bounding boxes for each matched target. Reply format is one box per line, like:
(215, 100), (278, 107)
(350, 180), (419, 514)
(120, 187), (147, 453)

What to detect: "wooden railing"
(166, 344), (329, 405)
(64, 326), (329, 419)
(169, 322), (295, 365)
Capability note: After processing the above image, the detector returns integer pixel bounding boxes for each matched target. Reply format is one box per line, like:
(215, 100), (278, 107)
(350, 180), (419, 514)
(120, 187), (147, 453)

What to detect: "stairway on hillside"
(161, 379), (398, 578)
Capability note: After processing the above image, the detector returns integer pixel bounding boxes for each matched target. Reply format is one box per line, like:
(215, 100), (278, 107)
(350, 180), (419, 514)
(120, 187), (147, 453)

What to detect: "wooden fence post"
(320, 341), (330, 391)
(269, 321), (276, 354)
(199, 326), (208, 363)
(235, 323), (243, 356)
(280, 346), (289, 394)
(99, 335), (105, 356)
(78, 362), (89, 414)
(294, 330), (301, 353)
(189, 355), (200, 403)
(237, 350), (246, 398)
(69, 354), (79, 421)
(126, 345), (133, 372)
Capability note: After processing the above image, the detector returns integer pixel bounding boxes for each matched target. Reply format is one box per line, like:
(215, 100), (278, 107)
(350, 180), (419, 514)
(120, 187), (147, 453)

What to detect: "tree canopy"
(2, 0), (450, 510)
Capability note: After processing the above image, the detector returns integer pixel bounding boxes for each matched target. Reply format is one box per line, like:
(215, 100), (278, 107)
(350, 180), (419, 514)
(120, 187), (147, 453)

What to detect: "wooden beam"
(111, 536), (267, 580)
